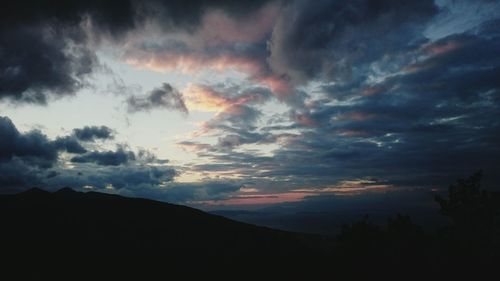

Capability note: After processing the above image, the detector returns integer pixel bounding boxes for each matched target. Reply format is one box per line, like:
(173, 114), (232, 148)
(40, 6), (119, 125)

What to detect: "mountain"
(0, 187), (331, 278)
(4, 176), (496, 279)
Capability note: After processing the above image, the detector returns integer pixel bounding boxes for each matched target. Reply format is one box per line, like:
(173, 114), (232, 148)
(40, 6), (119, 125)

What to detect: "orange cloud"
(183, 84), (233, 112)
(202, 192), (314, 206)
(183, 84), (271, 113)
(293, 179), (392, 195)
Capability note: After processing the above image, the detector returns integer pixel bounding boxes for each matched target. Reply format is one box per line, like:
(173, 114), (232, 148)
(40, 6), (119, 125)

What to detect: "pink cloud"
(405, 39), (466, 73)
(183, 84), (270, 113)
(335, 112), (379, 122)
(294, 113), (318, 127)
(293, 179), (393, 195)
(121, 3), (297, 102)
(125, 44), (296, 102)
(197, 179), (393, 206)
(256, 75), (293, 99)
(202, 192), (314, 206)
(198, 2), (280, 46)
(362, 85), (387, 96)
(422, 40), (461, 56)
(125, 51), (261, 74)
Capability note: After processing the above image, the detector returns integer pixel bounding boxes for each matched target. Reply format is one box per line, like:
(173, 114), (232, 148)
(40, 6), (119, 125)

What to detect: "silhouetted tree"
(335, 214), (433, 276)
(435, 170), (500, 260)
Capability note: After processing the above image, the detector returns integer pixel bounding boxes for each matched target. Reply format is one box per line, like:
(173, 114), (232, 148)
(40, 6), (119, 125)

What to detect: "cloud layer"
(1, 0), (500, 209)
(0, 0), (274, 104)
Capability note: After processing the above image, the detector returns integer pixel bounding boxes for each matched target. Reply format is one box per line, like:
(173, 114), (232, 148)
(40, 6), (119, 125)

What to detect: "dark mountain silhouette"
(1, 172), (499, 279)
(0, 187), (331, 278)
(1, 187), (325, 254)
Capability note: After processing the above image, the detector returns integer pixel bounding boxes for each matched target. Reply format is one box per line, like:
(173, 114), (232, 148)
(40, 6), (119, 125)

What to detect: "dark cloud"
(0, 0), (139, 103)
(125, 181), (242, 203)
(185, 18), (500, 192)
(44, 165), (239, 203)
(269, 0), (438, 83)
(137, 148), (169, 164)
(0, 124), (86, 164)
(0, 25), (98, 104)
(38, 158), (243, 204)
(46, 171), (59, 179)
(0, 116), (59, 168)
(1, 0), (274, 39)
(0, 116), (88, 191)
(127, 83), (188, 113)
(73, 125), (114, 142)
(0, 0), (273, 104)
(0, 159), (44, 193)
(48, 165), (177, 190)
(272, 20), (500, 186)
(212, 123), (275, 151)
(71, 147), (136, 166)
(53, 136), (88, 154)
(0, 116), (184, 194)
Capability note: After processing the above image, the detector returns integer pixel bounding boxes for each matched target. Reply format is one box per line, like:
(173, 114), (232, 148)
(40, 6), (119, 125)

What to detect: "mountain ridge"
(0, 186), (326, 252)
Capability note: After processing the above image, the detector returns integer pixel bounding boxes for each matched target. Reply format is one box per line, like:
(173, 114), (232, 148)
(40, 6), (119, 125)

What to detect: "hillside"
(2, 173), (498, 279)
(0, 187), (330, 278)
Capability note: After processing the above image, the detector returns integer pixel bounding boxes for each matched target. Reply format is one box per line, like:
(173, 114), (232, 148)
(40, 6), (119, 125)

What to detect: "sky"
(1, 0), (500, 219)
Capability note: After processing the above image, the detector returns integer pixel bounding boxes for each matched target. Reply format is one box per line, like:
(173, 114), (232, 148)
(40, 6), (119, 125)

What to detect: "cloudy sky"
(1, 0), (499, 212)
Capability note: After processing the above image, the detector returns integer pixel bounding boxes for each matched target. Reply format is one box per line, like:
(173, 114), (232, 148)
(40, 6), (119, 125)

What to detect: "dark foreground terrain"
(0, 187), (331, 278)
(1, 172), (499, 279)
